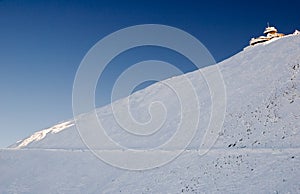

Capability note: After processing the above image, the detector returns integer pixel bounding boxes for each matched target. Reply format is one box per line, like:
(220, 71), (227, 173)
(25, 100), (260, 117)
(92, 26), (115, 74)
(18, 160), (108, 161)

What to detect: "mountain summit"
(2, 34), (300, 193)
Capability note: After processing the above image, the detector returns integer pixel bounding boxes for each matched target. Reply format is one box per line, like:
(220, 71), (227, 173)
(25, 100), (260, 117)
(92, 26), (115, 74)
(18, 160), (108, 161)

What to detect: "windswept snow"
(13, 121), (74, 149)
(1, 33), (300, 193)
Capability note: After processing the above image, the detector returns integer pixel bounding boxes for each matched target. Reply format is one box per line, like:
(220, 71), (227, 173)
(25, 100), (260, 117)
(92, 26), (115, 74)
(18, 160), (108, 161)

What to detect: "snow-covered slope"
(1, 34), (300, 193)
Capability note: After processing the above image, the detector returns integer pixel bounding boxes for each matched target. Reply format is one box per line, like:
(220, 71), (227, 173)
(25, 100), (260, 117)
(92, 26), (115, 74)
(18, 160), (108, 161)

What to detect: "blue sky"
(0, 0), (299, 147)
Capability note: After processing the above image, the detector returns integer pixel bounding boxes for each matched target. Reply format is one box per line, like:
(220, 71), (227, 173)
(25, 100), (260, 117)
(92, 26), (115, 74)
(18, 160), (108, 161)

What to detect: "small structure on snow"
(250, 24), (284, 46)
(293, 30), (300, 35)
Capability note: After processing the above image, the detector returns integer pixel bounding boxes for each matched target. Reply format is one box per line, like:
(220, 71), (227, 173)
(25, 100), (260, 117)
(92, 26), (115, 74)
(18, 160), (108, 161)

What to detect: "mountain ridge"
(11, 34), (300, 150)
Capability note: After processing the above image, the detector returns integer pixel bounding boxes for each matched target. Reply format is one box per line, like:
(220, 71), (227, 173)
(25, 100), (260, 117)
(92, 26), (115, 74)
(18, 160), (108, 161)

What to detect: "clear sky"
(0, 0), (299, 148)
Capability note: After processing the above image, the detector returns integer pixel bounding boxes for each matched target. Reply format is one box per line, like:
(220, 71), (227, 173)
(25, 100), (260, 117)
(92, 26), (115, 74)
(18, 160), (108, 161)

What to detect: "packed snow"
(1, 34), (300, 193)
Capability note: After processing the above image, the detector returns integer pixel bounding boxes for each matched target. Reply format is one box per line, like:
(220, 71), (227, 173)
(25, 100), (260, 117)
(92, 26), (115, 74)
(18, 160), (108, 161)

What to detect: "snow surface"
(1, 34), (300, 193)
